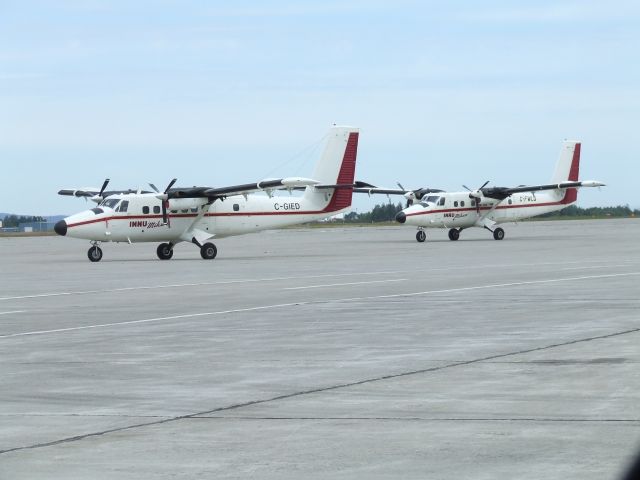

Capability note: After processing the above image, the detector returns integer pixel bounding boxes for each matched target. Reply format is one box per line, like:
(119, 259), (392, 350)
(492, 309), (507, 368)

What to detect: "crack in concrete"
(2, 325), (639, 456)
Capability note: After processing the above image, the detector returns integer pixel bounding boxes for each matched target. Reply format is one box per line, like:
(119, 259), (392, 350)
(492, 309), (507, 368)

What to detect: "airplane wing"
(58, 188), (152, 198)
(480, 180), (605, 200)
(166, 177), (319, 200)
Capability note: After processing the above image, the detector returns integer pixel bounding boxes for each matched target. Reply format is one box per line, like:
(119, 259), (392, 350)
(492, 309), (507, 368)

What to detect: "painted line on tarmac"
(1, 259), (630, 302)
(0, 310), (25, 316)
(284, 279), (407, 290)
(0, 270), (407, 301)
(2, 271), (638, 339)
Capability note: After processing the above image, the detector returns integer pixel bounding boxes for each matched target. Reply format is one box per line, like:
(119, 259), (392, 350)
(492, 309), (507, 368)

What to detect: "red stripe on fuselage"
(66, 210), (341, 229)
(405, 200), (568, 218)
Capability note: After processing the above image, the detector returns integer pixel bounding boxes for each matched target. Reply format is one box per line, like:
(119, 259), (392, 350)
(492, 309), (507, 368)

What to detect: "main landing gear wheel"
(448, 228), (460, 241)
(493, 227), (505, 241)
(416, 230), (426, 243)
(87, 245), (103, 262)
(156, 243), (174, 260)
(200, 242), (217, 260)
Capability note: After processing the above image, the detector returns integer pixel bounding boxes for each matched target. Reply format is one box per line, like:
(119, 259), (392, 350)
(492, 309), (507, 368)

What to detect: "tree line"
(1, 215), (47, 228)
(537, 204), (639, 219)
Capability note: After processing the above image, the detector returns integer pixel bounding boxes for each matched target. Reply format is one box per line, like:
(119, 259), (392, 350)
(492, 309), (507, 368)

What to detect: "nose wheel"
(416, 230), (426, 243)
(87, 245), (103, 262)
(493, 227), (505, 240)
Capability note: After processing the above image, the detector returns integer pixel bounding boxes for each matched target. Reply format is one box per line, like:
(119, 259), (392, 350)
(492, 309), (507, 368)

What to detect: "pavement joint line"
(284, 279), (407, 290)
(1, 260), (633, 302)
(0, 311), (25, 316)
(187, 416), (640, 423)
(2, 271), (639, 339)
(2, 324), (639, 456)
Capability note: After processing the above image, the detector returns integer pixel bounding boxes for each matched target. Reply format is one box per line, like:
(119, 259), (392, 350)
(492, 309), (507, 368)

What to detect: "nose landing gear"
(416, 229), (426, 243)
(87, 242), (103, 262)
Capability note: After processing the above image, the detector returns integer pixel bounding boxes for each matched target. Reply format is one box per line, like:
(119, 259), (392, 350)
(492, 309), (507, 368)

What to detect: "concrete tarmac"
(1, 219), (639, 479)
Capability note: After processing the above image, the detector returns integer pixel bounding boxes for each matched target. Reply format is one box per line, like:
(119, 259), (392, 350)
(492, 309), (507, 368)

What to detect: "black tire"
(493, 227), (505, 241)
(448, 228), (460, 241)
(87, 246), (103, 262)
(200, 242), (217, 260)
(156, 243), (173, 260)
(416, 230), (426, 243)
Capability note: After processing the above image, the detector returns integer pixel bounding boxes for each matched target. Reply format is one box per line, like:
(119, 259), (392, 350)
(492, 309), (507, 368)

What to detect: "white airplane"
(390, 140), (605, 242)
(55, 126), (362, 261)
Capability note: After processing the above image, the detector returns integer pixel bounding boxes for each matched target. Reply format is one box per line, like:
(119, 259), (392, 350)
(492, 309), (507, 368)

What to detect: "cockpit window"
(99, 199), (120, 209)
(421, 195), (441, 206)
(117, 200), (129, 213)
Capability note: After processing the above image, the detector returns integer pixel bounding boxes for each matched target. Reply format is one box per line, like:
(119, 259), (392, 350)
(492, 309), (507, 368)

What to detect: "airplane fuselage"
(400, 189), (570, 229)
(59, 191), (344, 244)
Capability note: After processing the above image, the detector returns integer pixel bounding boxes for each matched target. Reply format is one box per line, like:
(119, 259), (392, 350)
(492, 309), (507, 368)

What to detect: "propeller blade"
(162, 200), (169, 225)
(99, 178), (110, 197)
(165, 178), (178, 194)
(149, 183), (159, 193)
(396, 182), (405, 191)
(161, 179), (177, 226)
(462, 185), (471, 192)
(479, 180), (490, 189)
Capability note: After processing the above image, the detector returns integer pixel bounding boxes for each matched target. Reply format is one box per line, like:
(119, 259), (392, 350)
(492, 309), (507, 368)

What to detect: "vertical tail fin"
(551, 140), (581, 204)
(305, 126), (359, 212)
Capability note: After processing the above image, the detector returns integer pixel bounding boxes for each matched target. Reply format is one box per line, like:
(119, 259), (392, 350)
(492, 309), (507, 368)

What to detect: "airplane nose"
(395, 211), (406, 224)
(54, 220), (67, 236)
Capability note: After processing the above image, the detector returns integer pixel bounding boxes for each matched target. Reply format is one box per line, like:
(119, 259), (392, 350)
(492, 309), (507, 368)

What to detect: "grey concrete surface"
(1, 219), (639, 479)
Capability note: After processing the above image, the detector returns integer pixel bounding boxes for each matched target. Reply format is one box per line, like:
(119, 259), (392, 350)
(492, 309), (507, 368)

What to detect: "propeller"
(464, 181), (490, 214)
(464, 180), (489, 199)
(397, 182), (415, 207)
(148, 183), (159, 193)
(89, 178), (110, 203)
(157, 178), (177, 225)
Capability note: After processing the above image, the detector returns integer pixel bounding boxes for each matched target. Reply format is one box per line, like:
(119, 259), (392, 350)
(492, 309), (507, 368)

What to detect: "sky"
(1, 0), (638, 215)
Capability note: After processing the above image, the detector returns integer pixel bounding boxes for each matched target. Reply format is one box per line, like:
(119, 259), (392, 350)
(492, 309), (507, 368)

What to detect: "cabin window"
(233, 204), (240, 212)
(190, 208), (198, 213)
(142, 206), (150, 214)
(152, 206), (160, 214)
(181, 209), (188, 213)
(461, 201), (465, 207)
(119, 201), (129, 212)
(454, 201), (458, 207)
(438, 197), (445, 206)
(508, 199), (513, 205)
(471, 200), (475, 206)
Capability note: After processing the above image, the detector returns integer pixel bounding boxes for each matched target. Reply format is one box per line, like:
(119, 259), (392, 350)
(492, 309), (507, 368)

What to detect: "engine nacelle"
(166, 198), (208, 211)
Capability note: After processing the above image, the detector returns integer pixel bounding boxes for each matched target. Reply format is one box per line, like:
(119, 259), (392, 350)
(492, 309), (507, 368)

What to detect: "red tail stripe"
(322, 132), (359, 213)
(561, 142), (581, 204)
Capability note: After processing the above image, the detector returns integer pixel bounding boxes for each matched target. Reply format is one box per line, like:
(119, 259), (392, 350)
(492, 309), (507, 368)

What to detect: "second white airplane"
(392, 140), (604, 242)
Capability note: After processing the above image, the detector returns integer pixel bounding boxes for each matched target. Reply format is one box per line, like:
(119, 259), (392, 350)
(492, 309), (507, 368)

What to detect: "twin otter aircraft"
(55, 126), (362, 261)
(392, 140), (604, 242)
